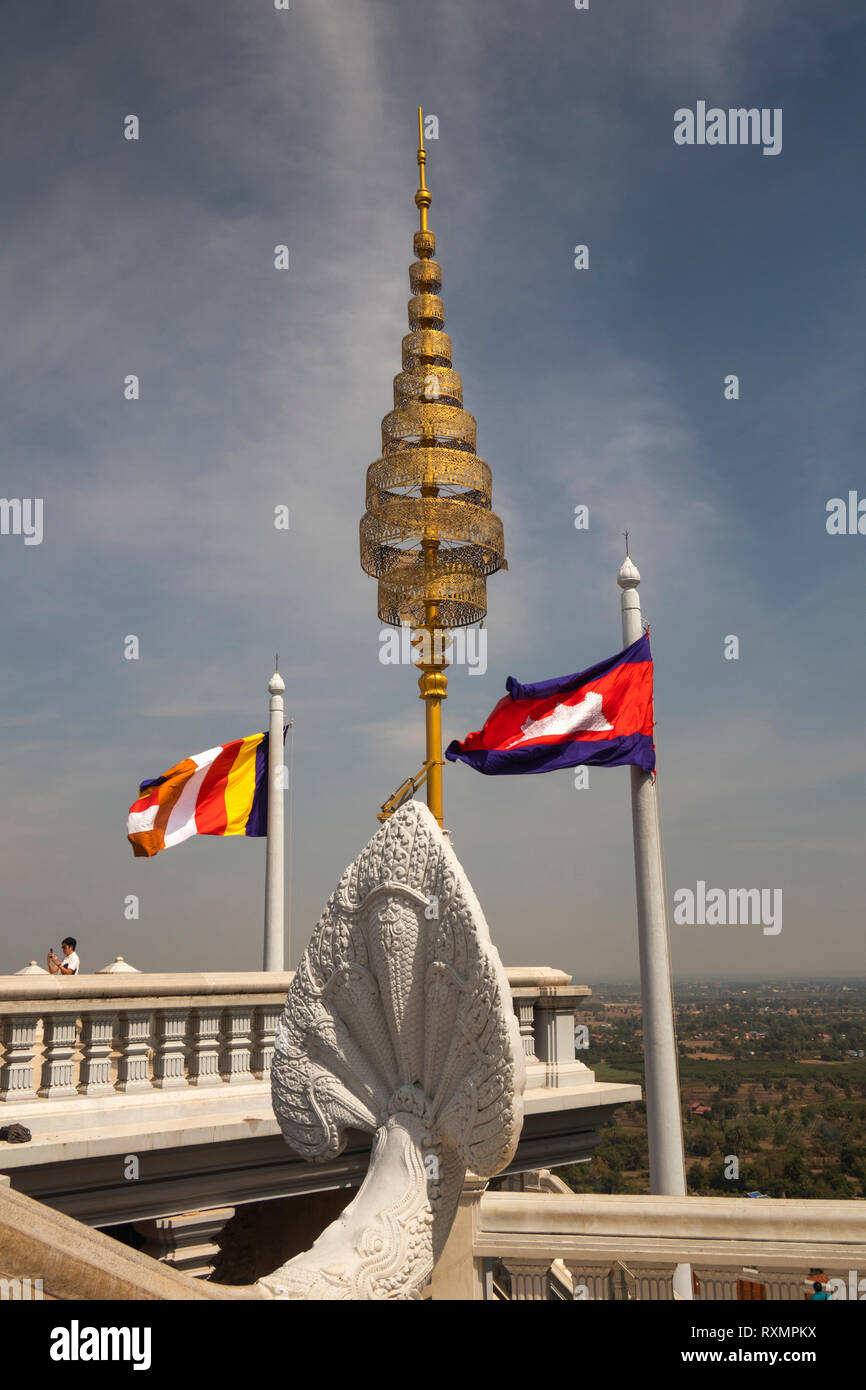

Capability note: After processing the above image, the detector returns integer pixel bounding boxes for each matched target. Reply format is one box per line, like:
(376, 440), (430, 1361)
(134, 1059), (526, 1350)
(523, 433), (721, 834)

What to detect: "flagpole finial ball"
(617, 555), (641, 589)
(268, 672), (286, 695)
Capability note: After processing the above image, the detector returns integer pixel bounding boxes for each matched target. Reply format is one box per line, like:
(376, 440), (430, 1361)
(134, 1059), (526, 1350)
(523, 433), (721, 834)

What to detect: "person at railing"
(47, 937), (80, 976)
(809, 1281), (832, 1301)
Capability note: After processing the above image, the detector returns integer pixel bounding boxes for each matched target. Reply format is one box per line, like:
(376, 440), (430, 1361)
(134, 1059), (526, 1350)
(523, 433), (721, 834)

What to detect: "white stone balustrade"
(0, 967), (591, 1105)
(469, 1191), (866, 1300)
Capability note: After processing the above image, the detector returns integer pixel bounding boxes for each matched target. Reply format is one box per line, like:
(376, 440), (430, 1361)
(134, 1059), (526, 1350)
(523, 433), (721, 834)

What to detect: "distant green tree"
(783, 1154), (807, 1186)
(687, 1162), (707, 1193)
(747, 1116), (770, 1143)
(706, 1162), (728, 1192)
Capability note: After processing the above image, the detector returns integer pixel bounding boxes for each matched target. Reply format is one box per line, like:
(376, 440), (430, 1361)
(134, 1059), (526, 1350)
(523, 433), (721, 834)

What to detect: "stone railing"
(0, 974), (285, 1103)
(0, 967), (591, 1104)
(470, 1192), (866, 1301)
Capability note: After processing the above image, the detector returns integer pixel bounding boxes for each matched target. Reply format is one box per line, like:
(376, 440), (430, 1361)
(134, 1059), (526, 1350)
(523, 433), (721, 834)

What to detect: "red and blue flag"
(445, 633), (655, 776)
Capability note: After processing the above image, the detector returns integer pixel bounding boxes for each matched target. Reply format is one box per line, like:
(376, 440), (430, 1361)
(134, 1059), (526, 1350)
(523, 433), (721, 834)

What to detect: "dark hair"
(62, 937), (77, 951)
(813, 1281), (824, 1292)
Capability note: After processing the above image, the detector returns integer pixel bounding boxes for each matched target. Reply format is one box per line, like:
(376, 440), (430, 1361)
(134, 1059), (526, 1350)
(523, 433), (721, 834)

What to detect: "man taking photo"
(47, 938), (80, 976)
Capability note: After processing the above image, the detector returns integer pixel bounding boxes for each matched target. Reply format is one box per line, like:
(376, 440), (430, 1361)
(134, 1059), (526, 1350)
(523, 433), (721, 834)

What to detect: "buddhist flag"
(445, 633), (655, 776)
(127, 730), (279, 858)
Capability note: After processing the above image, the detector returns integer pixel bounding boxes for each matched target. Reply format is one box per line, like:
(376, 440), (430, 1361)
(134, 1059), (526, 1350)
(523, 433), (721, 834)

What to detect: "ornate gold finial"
(415, 106), (431, 232)
(360, 113), (507, 826)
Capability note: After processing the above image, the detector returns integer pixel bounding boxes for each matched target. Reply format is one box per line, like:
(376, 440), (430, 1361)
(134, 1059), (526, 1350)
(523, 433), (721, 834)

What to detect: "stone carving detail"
(260, 801), (524, 1300)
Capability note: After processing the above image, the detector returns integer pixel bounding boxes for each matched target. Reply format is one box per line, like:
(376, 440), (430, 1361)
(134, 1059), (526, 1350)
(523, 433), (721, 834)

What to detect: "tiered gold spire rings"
(361, 110), (506, 827)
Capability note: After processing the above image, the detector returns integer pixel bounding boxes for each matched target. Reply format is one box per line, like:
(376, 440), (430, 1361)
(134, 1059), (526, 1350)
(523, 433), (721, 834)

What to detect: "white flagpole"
(263, 664), (285, 971)
(618, 549), (692, 1300)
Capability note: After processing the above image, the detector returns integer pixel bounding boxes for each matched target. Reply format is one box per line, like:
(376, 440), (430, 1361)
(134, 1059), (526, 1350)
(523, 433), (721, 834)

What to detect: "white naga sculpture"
(259, 800), (524, 1299)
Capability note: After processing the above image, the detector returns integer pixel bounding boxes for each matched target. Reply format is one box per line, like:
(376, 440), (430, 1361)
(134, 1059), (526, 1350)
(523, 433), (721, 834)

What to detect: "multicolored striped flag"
(127, 730), (280, 858)
(445, 632), (656, 776)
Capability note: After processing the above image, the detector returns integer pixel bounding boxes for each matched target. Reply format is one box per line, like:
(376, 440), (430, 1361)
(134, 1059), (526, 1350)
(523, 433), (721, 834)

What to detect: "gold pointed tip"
(415, 105), (430, 231)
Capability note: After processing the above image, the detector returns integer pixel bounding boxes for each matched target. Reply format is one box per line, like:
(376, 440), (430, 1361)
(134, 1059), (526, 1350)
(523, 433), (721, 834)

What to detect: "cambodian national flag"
(445, 633), (655, 775)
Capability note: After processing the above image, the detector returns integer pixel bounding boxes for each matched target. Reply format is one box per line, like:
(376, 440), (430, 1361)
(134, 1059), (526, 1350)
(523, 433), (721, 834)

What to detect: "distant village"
(565, 980), (866, 1201)
(579, 980), (866, 1068)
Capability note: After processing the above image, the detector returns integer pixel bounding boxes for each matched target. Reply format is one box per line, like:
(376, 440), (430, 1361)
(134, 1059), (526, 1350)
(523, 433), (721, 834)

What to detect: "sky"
(0, 0), (864, 982)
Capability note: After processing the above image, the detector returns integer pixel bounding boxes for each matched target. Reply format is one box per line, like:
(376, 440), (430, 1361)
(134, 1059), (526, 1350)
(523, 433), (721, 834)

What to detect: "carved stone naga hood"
(259, 800), (525, 1299)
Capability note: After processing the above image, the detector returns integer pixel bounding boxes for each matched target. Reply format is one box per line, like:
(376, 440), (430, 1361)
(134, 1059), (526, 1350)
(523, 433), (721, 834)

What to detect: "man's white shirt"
(62, 952), (80, 975)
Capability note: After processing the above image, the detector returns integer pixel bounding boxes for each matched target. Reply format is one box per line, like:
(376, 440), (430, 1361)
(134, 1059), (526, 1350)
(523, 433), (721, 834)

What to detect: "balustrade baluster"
(39, 1014), (78, 1099)
(251, 1005), (280, 1079)
(188, 1008), (222, 1086)
(79, 1011), (115, 1096)
(116, 1010), (153, 1093)
(220, 1006), (253, 1083)
(510, 988), (545, 1089)
(563, 1261), (612, 1301)
(632, 1264), (676, 1300)
(501, 1259), (553, 1301)
(153, 1008), (189, 1089)
(0, 1014), (39, 1102)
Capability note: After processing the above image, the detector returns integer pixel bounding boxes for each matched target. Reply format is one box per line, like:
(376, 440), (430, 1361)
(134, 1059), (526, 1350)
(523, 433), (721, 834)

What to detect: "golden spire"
(415, 105), (430, 232)
(360, 109), (507, 826)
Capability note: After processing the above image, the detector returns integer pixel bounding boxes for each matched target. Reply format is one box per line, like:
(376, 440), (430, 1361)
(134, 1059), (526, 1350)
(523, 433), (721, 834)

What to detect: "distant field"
(680, 1057), (866, 1084)
(575, 985), (866, 1200)
(593, 1054), (866, 1086)
(593, 1061), (643, 1085)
